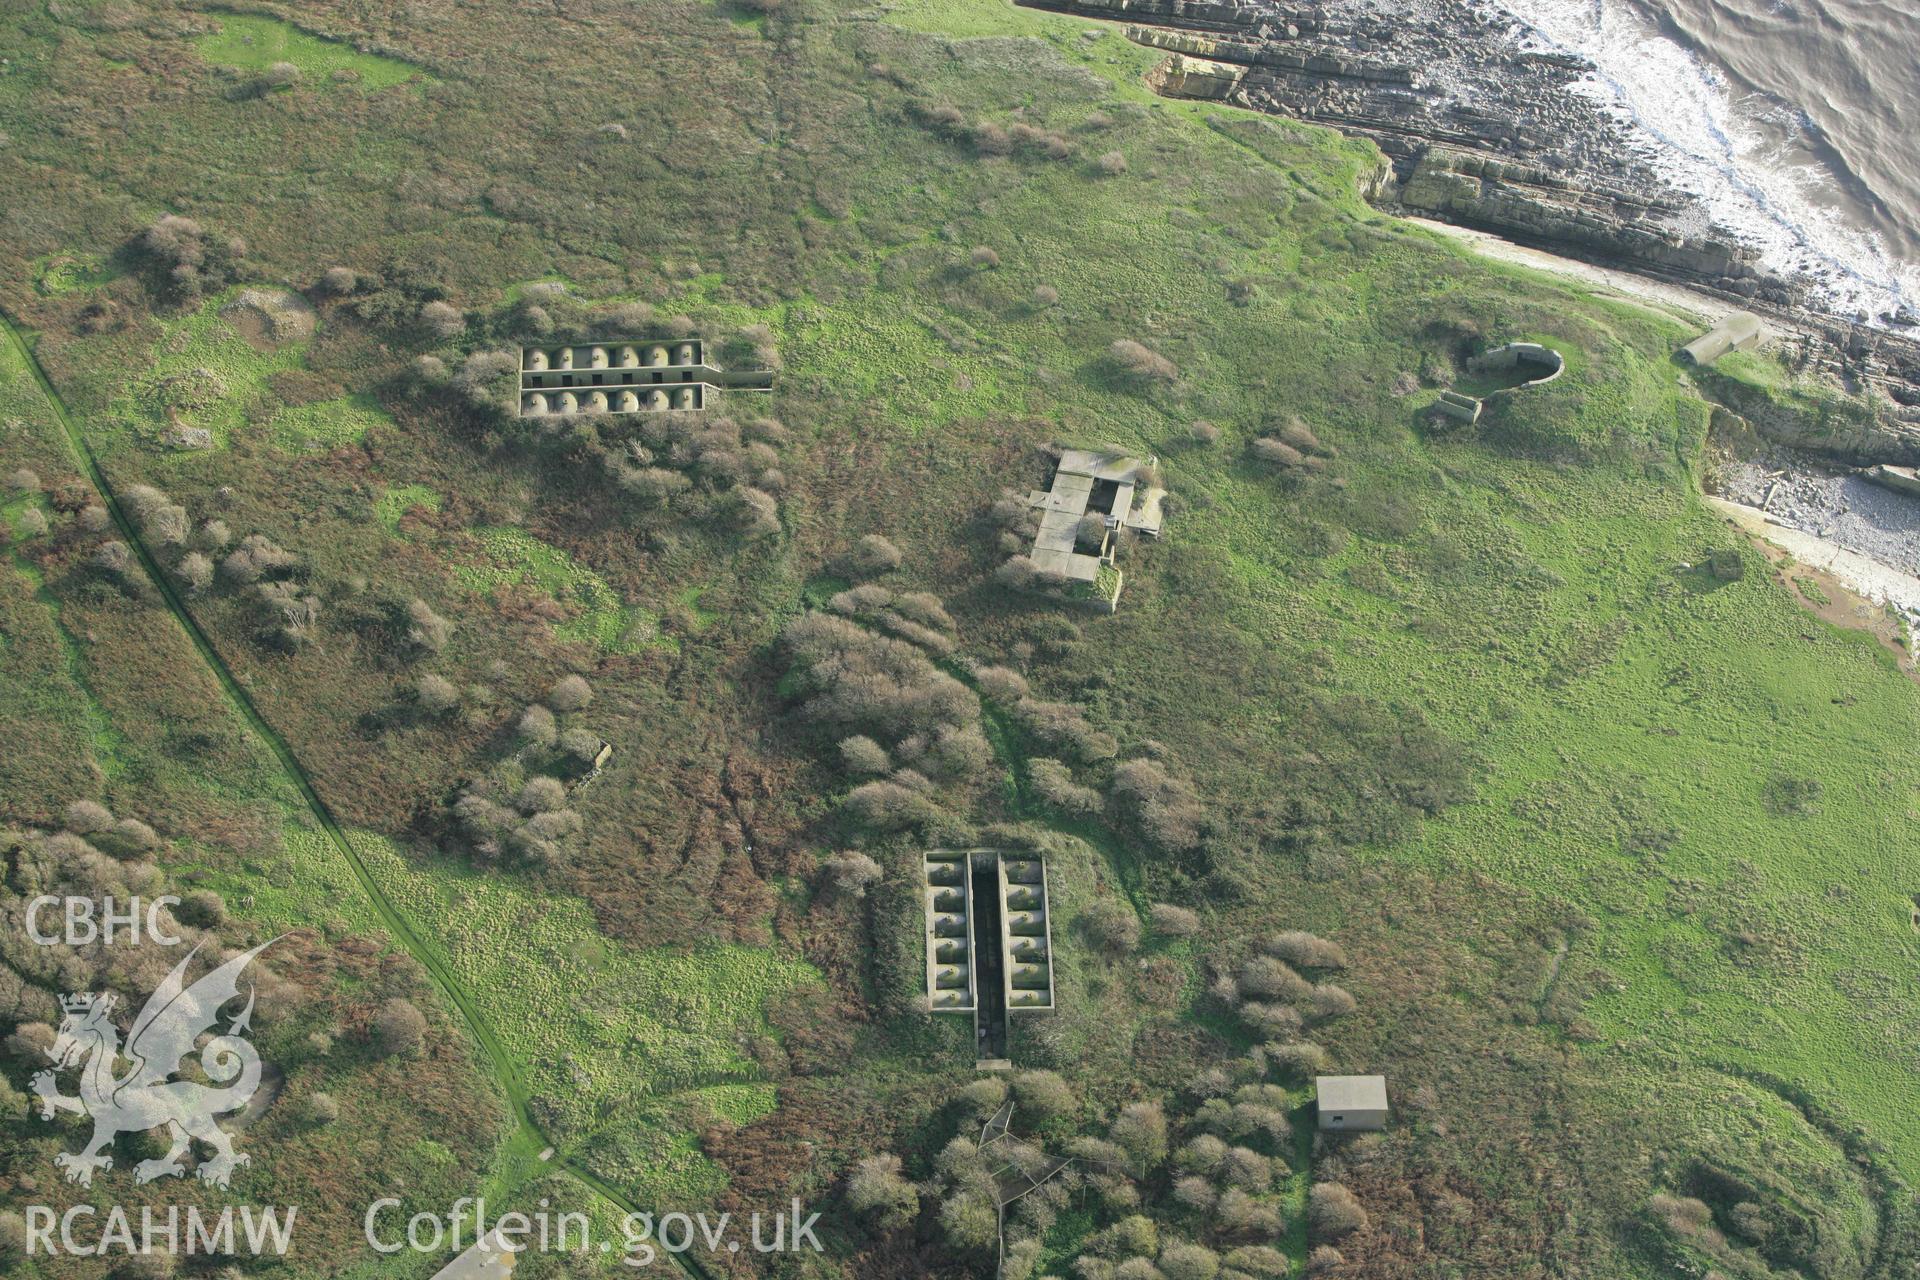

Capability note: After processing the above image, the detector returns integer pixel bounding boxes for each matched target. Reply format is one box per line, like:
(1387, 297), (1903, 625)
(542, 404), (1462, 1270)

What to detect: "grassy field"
(0, 319), (512, 1279)
(454, 526), (663, 654)
(268, 391), (392, 451)
(3, 0), (1920, 1275)
(98, 287), (315, 450)
(194, 14), (430, 91)
(375, 481), (445, 530)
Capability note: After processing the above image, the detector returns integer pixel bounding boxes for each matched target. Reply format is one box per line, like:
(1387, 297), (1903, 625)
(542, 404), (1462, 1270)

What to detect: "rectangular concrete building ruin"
(1439, 341), (1565, 424)
(924, 849), (1055, 1063)
(1024, 449), (1167, 602)
(1679, 312), (1764, 367)
(1316, 1074), (1389, 1131)
(519, 339), (722, 417)
(924, 851), (978, 1014)
(1465, 341), (1564, 387)
(429, 1229), (516, 1280)
(1435, 390), (1482, 424)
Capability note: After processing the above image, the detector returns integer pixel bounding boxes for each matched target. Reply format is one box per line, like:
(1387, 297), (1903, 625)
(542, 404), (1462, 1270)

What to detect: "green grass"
(2, 507), (131, 782)
(1169, 385), (1920, 1177)
(375, 481), (446, 530)
(33, 250), (118, 296)
(269, 391), (392, 450)
(11, 0), (1920, 1270)
(345, 832), (816, 1135)
(1793, 574), (1831, 607)
(182, 822), (815, 1197)
(577, 1082), (782, 1208)
(580, 1101), (733, 1208)
(674, 584), (716, 629)
(1, 321), (515, 1280)
(694, 1081), (780, 1126)
(195, 14), (430, 90)
(101, 286), (312, 451)
(0, 335), (133, 789)
(455, 526), (661, 653)
(268, 391), (391, 450)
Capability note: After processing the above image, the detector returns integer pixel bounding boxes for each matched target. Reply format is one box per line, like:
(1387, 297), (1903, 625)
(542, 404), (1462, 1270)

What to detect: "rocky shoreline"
(1020, 0), (1920, 449)
(1713, 445), (1920, 578)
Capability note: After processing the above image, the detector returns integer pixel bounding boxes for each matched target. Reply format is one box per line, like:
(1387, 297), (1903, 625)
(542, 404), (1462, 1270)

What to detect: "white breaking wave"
(1478, 0), (1918, 324)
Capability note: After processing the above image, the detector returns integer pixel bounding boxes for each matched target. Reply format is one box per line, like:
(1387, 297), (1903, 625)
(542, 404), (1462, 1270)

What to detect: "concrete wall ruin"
(519, 340), (721, 417)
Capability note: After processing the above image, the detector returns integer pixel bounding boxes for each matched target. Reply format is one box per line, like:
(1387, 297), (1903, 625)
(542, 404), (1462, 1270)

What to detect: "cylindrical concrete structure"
(1680, 312), (1765, 366)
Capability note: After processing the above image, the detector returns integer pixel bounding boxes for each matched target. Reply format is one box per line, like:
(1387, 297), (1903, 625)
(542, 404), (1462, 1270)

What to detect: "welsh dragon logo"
(31, 938), (280, 1189)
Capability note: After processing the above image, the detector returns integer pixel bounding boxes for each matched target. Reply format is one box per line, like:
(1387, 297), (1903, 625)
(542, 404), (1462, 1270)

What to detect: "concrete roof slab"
(1316, 1075), (1389, 1112)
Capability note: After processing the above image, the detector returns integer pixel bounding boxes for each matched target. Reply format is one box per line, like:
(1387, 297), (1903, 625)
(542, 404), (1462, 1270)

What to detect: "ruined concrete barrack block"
(924, 850), (1056, 1028)
(518, 339), (724, 417)
(924, 851), (978, 1013)
(999, 856), (1054, 1011)
(1020, 449), (1168, 610)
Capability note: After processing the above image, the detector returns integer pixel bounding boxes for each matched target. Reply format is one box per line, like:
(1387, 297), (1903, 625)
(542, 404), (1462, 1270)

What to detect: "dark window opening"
(592, 373), (604, 385)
